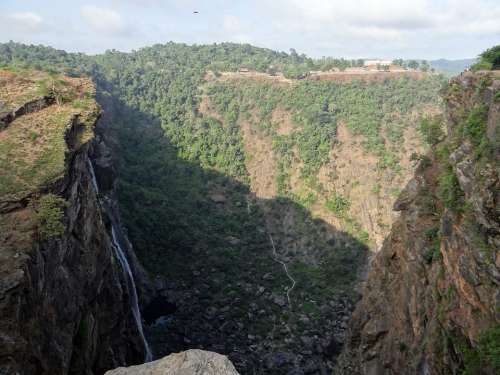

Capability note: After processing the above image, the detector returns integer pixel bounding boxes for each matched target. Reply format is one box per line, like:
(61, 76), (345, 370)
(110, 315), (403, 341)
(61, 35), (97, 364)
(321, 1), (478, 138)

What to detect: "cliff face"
(338, 72), (499, 374)
(0, 70), (150, 374)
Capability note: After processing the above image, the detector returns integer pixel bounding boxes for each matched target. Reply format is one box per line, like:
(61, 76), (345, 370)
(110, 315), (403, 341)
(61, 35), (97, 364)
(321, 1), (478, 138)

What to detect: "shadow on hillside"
(96, 92), (368, 375)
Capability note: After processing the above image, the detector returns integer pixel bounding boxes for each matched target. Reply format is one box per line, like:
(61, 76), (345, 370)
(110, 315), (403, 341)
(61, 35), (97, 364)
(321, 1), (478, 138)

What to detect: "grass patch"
(325, 192), (350, 217)
(438, 166), (464, 211)
(34, 194), (67, 240)
(0, 69), (98, 200)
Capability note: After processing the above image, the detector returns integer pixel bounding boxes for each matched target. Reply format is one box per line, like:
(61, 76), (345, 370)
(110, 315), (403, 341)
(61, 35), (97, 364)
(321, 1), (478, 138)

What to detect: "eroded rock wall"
(338, 72), (499, 374)
(0, 117), (150, 374)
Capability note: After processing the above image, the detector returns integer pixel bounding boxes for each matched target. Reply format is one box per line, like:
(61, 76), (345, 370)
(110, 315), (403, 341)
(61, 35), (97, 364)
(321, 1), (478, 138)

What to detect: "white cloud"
(287, 0), (432, 29)
(221, 15), (253, 44)
(80, 5), (129, 35)
(0, 0), (497, 59)
(223, 15), (242, 33)
(250, 0), (500, 57)
(0, 12), (46, 34)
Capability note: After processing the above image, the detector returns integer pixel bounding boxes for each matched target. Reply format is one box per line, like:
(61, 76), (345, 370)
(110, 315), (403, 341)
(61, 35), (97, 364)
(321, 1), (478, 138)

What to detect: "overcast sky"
(0, 0), (499, 59)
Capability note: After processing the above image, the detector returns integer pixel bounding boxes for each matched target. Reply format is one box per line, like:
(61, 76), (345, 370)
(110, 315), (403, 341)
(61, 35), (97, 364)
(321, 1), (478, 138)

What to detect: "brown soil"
(205, 69), (429, 86)
(198, 96), (277, 199)
(239, 116), (277, 199)
(213, 71), (293, 86)
(323, 122), (404, 250)
(271, 107), (295, 135)
(198, 95), (224, 123)
(307, 70), (426, 83)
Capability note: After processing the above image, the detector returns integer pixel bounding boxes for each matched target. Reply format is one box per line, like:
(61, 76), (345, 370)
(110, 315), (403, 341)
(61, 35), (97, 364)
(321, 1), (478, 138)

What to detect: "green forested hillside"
(204, 76), (442, 178)
(0, 41), (446, 374)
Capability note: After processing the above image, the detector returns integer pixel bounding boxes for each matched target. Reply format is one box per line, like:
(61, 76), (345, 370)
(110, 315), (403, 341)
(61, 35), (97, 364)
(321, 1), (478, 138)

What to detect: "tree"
(472, 45), (500, 71)
(392, 58), (404, 67)
(418, 116), (444, 145)
(289, 48), (299, 63)
(408, 60), (419, 70)
(420, 60), (430, 72)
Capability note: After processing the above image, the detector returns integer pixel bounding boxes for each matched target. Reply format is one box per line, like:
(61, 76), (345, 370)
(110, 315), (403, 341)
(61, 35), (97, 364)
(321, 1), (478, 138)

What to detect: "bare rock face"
(337, 72), (499, 374)
(0, 77), (151, 374)
(105, 350), (240, 375)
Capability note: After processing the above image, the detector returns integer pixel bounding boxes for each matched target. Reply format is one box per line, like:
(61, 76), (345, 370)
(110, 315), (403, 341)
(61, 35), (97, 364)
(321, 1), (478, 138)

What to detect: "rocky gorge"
(0, 42), (498, 375)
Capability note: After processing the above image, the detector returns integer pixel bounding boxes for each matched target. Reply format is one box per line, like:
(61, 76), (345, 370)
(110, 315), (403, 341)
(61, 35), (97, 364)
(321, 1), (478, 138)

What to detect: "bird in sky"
(193, 11), (199, 14)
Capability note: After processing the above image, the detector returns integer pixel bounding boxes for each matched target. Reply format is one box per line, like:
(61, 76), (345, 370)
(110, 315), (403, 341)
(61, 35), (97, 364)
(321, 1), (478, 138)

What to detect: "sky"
(0, 0), (499, 60)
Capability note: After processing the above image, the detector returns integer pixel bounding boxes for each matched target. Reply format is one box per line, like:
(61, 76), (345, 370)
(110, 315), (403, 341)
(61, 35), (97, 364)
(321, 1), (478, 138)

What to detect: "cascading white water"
(111, 226), (153, 362)
(87, 158), (152, 362)
(87, 158), (99, 194)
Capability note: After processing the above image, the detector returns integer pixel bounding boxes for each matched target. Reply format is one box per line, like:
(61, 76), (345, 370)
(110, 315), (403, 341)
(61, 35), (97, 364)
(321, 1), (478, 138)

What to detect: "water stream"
(111, 226), (153, 362)
(87, 158), (99, 194)
(87, 158), (153, 362)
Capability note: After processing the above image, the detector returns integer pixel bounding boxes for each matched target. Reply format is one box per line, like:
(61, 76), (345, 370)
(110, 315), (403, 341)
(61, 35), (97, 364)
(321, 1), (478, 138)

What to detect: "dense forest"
(0, 41), (448, 373)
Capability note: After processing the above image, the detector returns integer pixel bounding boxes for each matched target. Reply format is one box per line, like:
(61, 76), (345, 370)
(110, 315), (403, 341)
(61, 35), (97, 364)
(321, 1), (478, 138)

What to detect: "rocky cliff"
(0, 70), (151, 374)
(337, 72), (499, 374)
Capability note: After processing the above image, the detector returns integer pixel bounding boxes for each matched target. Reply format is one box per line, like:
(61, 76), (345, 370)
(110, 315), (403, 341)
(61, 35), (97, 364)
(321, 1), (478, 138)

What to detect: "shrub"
(419, 116), (444, 146)
(325, 192), (350, 217)
(461, 325), (500, 374)
(471, 45), (500, 71)
(494, 91), (500, 103)
(35, 194), (67, 240)
(36, 77), (73, 105)
(423, 238), (441, 264)
(372, 184), (381, 194)
(438, 166), (464, 211)
(463, 105), (488, 147)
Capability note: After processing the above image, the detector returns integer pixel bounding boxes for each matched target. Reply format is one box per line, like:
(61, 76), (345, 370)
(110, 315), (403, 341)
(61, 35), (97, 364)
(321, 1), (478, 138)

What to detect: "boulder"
(105, 349), (240, 375)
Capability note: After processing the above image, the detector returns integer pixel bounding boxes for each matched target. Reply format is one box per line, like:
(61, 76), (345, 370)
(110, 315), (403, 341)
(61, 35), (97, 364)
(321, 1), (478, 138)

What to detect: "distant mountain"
(430, 58), (477, 75)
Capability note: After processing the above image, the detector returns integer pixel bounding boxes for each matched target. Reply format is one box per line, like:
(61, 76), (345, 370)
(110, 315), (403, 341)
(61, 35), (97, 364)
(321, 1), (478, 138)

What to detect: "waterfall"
(111, 226), (153, 362)
(87, 157), (152, 362)
(87, 158), (99, 194)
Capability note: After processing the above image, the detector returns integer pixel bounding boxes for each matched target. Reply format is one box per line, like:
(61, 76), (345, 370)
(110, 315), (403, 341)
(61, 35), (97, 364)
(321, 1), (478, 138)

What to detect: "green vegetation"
(419, 116), (445, 146)
(325, 192), (350, 217)
(435, 141), (463, 213)
(0, 42), (447, 369)
(458, 325), (500, 375)
(36, 76), (73, 104)
(435, 73), (496, 215)
(471, 45), (500, 71)
(34, 194), (67, 240)
(463, 105), (488, 146)
(205, 75), (443, 183)
(438, 164), (464, 211)
(423, 227), (441, 264)
(0, 69), (98, 200)
(461, 104), (493, 160)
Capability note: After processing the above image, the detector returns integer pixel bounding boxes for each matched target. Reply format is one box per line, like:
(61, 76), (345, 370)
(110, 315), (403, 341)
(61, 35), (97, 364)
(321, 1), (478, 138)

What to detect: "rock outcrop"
(0, 71), (151, 374)
(105, 350), (239, 375)
(337, 72), (499, 374)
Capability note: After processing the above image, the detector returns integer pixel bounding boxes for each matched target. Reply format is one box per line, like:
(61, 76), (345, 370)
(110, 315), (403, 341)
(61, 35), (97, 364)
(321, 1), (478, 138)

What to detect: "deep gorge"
(0, 42), (498, 375)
